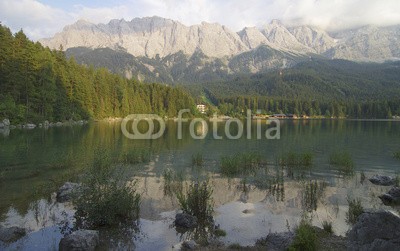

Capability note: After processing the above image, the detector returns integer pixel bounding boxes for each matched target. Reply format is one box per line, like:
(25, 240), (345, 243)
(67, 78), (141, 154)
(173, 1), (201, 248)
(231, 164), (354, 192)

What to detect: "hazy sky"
(1, 0), (400, 40)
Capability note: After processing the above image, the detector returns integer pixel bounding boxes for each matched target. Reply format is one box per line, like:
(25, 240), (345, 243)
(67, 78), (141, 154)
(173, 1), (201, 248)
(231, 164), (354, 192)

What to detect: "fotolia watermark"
(121, 109), (280, 140)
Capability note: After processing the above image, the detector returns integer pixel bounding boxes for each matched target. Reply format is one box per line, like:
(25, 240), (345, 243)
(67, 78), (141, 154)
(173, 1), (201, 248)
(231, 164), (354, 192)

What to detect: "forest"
(0, 24), (195, 124)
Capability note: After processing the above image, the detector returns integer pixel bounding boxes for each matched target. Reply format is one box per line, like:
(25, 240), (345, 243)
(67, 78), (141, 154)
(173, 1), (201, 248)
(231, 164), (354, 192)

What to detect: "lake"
(0, 119), (399, 250)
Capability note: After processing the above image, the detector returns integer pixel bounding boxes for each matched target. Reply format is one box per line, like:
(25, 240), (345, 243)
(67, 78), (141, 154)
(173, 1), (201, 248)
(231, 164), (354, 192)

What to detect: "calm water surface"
(0, 120), (399, 250)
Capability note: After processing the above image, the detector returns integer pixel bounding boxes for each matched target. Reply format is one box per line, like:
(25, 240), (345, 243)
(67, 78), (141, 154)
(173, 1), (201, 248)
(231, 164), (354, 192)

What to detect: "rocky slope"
(40, 16), (400, 61)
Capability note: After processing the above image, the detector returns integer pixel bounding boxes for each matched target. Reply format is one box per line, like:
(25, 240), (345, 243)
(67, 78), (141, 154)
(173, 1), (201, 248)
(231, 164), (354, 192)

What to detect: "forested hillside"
(0, 25), (195, 123)
(196, 60), (400, 118)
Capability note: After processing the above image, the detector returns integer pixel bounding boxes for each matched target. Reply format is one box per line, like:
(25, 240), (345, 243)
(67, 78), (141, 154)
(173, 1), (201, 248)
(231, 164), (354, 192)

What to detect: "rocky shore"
(0, 118), (88, 136)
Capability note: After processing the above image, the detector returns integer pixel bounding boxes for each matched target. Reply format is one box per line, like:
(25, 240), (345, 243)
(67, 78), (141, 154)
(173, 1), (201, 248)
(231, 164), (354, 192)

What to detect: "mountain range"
(39, 16), (400, 84)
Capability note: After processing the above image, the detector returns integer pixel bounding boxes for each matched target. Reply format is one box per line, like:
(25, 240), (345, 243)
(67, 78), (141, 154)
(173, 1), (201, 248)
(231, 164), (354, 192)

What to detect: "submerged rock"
(0, 226), (26, 243)
(56, 182), (81, 203)
(175, 213), (198, 229)
(369, 175), (396, 186)
(181, 240), (198, 250)
(347, 210), (400, 250)
(59, 230), (99, 251)
(379, 187), (400, 205)
(256, 232), (295, 251)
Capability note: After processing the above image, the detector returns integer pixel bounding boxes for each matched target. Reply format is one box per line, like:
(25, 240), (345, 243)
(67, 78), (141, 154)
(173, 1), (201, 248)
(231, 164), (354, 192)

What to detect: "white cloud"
(1, 0), (400, 40)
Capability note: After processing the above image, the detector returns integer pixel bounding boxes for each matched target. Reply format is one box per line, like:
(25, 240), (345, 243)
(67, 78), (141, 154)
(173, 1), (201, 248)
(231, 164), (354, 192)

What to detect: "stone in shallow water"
(175, 213), (198, 228)
(379, 187), (400, 205)
(0, 226), (26, 243)
(369, 175), (396, 186)
(347, 210), (400, 250)
(59, 230), (99, 251)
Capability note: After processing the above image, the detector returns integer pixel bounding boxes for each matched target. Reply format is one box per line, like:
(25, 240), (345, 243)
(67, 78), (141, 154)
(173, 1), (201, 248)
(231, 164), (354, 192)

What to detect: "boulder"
(256, 232), (295, 251)
(379, 187), (400, 205)
(175, 213), (198, 229)
(44, 120), (50, 127)
(55, 122), (63, 127)
(25, 123), (36, 129)
(56, 182), (81, 203)
(347, 211), (400, 250)
(0, 226), (26, 243)
(369, 175), (396, 186)
(2, 119), (10, 127)
(59, 230), (99, 251)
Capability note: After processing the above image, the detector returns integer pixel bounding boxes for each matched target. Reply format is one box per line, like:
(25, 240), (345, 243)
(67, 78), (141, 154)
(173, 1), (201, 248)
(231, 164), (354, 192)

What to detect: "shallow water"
(0, 120), (399, 250)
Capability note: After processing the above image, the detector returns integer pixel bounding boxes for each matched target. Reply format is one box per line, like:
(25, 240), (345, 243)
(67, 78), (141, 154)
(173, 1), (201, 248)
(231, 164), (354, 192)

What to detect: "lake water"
(0, 119), (399, 250)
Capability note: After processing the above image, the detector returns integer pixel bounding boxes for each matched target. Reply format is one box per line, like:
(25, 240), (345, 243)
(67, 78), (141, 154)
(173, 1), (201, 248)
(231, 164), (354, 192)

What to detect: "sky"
(1, 0), (400, 40)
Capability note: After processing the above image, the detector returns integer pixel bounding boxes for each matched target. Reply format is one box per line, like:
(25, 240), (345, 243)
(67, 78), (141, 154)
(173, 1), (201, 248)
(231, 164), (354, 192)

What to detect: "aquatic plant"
(220, 152), (262, 176)
(176, 180), (214, 224)
(393, 151), (400, 160)
(228, 243), (242, 249)
(360, 171), (366, 184)
(279, 151), (314, 168)
(302, 180), (327, 212)
(346, 197), (364, 225)
(163, 168), (184, 196)
(192, 152), (204, 167)
(329, 151), (355, 176)
(121, 148), (151, 164)
(322, 220), (333, 234)
(214, 228), (227, 237)
(74, 151), (141, 228)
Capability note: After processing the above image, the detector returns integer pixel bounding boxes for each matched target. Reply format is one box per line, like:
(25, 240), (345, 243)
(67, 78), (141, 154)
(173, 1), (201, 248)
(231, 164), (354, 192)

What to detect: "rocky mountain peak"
(40, 17), (400, 62)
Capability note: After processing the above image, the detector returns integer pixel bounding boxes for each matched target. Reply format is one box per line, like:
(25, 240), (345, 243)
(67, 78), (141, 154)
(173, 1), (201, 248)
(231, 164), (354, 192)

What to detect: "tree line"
(216, 96), (399, 119)
(0, 24), (195, 124)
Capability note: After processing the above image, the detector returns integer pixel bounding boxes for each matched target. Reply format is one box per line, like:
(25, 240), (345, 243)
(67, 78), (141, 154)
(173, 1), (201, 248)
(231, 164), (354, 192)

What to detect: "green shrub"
(192, 153), (204, 167)
(346, 197), (364, 225)
(288, 219), (317, 251)
(329, 151), (354, 175)
(176, 181), (214, 224)
(74, 152), (141, 228)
